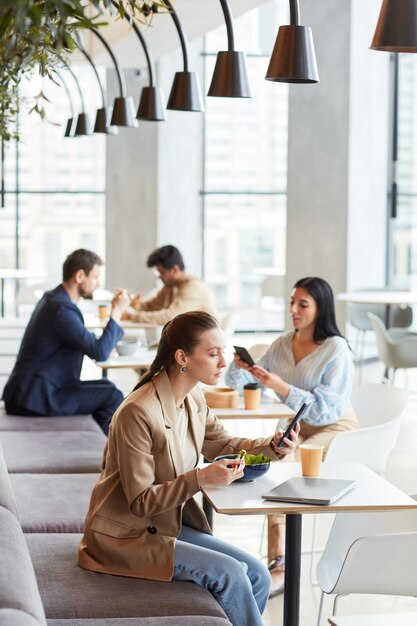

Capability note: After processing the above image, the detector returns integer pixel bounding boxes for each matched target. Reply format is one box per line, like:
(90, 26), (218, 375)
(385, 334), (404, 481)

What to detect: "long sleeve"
(54, 305), (123, 362)
(226, 332), (354, 427)
(130, 276), (215, 325)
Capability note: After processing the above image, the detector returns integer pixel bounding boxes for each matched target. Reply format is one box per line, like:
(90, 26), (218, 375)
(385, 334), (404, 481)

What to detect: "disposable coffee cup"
(243, 383), (261, 411)
(98, 304), (108, 321)
(299, 444), (324, 477)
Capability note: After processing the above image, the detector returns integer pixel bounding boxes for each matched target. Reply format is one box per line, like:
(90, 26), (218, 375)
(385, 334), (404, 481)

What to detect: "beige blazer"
(78, 370), (277, 581)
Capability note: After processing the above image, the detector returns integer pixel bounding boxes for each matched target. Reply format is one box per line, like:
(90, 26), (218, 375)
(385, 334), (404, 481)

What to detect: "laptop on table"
(262, 477), (356, 506)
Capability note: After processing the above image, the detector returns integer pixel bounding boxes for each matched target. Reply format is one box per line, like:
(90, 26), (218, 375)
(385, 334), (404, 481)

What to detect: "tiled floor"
(88, 332), (417, 626)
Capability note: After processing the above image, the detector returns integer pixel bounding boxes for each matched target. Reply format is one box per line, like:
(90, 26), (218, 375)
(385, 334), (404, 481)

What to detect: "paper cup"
(98, 304), (108, 320)
(299, 444), (324, 477)
(243, 385), (261, 410)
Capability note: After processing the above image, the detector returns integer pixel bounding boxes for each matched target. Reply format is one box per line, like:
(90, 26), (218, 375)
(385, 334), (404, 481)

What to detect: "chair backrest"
(324, 418), (403, 475)
(351, 383), (409, 427)
(325, 384), (408, 474)
(367, 312), (395, 366)
(248, 343), (269, 361)
(317, 510), (417, 595)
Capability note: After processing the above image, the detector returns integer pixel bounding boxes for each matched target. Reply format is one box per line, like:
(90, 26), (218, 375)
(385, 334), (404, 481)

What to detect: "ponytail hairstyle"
(133, 311), (220, 391)
(293, 276), (344, 343)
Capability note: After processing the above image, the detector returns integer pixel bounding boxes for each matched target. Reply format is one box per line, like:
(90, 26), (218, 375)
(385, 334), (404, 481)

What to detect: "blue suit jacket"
(3, 285), (124, 415)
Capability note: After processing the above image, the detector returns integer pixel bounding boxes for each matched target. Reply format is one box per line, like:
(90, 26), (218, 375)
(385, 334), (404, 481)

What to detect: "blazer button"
(147, 526), (157, 534)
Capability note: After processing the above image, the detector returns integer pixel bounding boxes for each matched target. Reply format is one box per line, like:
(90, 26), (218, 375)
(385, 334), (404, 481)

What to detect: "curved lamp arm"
(90, 28), (126, 96)
(290, 0), (300, 25)
(111, 0), (156, 86)
(218, 0), (235, 51)
(75, 41), (106, 107)
(164, 0), (189, 72)
(62, 61), (86, 112)
(54, 69), (75, 116)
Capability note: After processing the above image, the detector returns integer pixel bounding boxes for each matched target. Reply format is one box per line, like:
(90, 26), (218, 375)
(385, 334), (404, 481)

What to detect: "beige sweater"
(130, 274), (216, 325)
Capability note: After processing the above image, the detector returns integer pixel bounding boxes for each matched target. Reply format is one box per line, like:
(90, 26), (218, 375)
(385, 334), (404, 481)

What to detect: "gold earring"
(181, 365), (187, 373)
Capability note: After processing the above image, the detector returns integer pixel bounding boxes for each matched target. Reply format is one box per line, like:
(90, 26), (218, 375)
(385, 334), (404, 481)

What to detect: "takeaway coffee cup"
(299, 443), (324, 477)
(98, 304), (108, 321)
(243, 383), (261, 411)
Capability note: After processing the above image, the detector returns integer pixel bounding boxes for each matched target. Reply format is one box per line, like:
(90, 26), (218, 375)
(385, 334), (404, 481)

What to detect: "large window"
(202, 1), (289, 331)
(389, 54), (417, 289)
(0, 65), (106, 315)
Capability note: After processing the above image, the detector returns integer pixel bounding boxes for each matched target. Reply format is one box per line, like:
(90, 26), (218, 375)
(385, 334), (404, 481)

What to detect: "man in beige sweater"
(122, 245), (216, 325)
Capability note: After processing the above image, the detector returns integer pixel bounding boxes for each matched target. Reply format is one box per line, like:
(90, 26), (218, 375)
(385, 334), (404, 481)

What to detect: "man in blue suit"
(3, 249), (130, 434)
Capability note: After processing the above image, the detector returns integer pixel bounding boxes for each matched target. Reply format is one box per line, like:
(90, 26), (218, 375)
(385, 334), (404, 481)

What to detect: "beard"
(78, 285), (94, 300)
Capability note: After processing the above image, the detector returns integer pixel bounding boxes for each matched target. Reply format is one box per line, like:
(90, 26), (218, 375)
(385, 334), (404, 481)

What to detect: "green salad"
(238, 449), (270, 465)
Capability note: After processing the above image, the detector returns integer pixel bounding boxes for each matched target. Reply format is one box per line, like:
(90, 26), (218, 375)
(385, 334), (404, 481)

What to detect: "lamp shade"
(370, 0), (417, 52)
(265, 25), (319, 83)
(110, 96), (138, 127)
(64, 117), (75, 137)
(74, 112), (91, 136)
(167, 71), (204, 112)
(137, 86), (167, 121)
(208, 51), (252, 97)
(94, 107), (119, 135)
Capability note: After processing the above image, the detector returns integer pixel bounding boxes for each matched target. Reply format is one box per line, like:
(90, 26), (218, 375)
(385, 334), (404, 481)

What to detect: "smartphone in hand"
(233, 345), (255, 367)
(275, 401), (312, 448)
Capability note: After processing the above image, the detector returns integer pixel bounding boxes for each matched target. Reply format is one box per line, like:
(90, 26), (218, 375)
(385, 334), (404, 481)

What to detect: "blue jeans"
(173, 525), (271, 626)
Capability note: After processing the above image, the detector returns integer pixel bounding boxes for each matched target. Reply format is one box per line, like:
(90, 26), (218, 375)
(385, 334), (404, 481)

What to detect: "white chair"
(347, 288), (412, 382)
(316, 510), (417, 626)
(309, 384), (409, 582)
(326, 384), (409, 473)
(248, 343), (269, 361)
(368, 312), (417, 383)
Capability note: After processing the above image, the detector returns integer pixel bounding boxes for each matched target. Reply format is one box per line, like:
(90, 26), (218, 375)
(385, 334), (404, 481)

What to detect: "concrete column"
(106, 42), (204, 294)
(285, 0), (390, 327)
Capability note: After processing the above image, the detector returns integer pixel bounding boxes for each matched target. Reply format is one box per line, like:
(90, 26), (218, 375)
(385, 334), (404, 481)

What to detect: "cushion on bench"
(47, 618), (230, 625)
(0, 609), (45, 626)
(0, 431), (105, 473)
(0, 412), (102, 433)
(27, 534), (229, 622)
(0, 442), (18, 516)
(11, 473), (98, 533)
(0, 507), (46, 624)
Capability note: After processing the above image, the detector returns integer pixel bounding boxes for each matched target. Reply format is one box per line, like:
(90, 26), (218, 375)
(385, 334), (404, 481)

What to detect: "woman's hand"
(233, 352), (252, 371)
(198, 458), (245, 487)
(271, 422), (300, 457)
(251, 365), (290, 397)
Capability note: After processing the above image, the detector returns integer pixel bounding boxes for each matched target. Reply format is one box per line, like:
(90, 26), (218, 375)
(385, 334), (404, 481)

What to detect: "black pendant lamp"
(111, 0), (166, 121)
(76, 41), (119, 135)
(265, 0), (319, 84)
(63, 63), (92, 136)
(164, 0), (204, 112)
(207, 0), (251, 98)
(90, 28), (138, 128)
(55, 70), (76, 137)
(370, 0), (417, 52)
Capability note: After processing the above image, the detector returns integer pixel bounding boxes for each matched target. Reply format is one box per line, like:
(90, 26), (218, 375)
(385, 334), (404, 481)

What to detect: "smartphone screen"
(275, 401), (312, 448)
(233, 346), (255, 367)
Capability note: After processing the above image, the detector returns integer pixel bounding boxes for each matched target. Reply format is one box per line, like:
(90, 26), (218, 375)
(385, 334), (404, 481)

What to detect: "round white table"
(336, 290), (417, 306)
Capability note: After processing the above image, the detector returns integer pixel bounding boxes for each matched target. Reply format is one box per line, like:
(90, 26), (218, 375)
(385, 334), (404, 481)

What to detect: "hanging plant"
(0, 0), (169, 142)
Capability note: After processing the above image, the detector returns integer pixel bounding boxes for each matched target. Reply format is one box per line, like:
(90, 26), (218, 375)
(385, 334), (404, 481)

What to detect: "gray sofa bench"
(0, 414), (232, 626)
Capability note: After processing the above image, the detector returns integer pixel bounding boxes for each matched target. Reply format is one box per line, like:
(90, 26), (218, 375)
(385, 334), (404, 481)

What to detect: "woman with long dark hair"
(79, 311), (298, 626)
(226, 276), (357, 596)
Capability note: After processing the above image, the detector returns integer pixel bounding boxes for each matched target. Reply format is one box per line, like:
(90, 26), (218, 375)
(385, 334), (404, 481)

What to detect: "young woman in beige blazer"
(78, 312), (298, 626)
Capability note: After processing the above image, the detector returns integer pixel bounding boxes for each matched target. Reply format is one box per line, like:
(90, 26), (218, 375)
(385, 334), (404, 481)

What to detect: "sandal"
(268, 567), (285, 598)
(268, 556), (285, 572)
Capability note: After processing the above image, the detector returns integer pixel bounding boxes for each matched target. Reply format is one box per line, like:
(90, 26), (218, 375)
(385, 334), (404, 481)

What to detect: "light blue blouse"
(225, 332), (354, 427)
